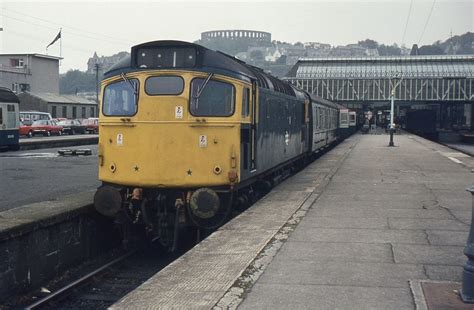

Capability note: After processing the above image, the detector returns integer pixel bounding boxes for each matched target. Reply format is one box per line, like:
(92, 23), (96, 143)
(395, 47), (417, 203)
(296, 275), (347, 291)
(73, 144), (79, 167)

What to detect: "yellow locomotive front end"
(94, 41), (257, 249)
(98, 71), (243, 189)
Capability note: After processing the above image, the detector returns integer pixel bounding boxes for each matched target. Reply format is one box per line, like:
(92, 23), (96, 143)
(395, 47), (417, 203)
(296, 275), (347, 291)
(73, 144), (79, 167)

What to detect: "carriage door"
(0, 106), (4, 138)
(250, 82), (257, 171)
(241, 83), (257, 174)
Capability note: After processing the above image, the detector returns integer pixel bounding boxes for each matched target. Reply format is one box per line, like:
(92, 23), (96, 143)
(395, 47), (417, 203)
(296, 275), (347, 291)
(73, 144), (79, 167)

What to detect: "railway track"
(22, 246), (178, 310)
(11, 144), (337, 309)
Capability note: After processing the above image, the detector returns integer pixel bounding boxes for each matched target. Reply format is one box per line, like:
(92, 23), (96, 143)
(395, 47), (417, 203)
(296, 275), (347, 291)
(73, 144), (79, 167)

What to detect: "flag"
(46, 30), (61, 49)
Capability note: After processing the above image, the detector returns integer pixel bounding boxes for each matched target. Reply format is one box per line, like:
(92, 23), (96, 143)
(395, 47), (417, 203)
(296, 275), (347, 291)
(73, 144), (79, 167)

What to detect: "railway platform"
(111, 133), (473, 309)
(19, 134), (98, 150)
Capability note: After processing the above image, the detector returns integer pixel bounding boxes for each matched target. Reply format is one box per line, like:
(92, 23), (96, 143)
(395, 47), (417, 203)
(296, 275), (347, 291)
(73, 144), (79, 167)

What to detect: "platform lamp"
(389, 76), (402, 147)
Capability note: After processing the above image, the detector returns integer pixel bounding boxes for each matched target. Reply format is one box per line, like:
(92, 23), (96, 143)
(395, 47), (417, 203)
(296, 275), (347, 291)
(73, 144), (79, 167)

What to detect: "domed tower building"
(197, 30), (272, 56)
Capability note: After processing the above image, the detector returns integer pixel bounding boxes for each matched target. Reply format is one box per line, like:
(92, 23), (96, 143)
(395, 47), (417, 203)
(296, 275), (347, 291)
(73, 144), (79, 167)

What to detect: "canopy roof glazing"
(288, 55), (474, 79)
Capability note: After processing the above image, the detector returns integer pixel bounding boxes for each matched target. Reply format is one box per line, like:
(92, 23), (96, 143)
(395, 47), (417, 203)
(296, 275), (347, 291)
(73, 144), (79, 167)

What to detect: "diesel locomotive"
(94, 41), (345, 249)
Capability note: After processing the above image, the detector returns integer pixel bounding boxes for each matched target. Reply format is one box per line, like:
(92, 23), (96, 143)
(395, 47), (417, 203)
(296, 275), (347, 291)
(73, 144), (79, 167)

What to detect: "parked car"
(23, 119), (63, 137)
(82, 118), (99, 134)
(19, 121), (31, 137)
(58, 119), (86, 135)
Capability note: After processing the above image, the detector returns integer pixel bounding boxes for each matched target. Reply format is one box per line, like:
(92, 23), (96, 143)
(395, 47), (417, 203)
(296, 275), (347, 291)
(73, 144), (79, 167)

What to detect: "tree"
(59, 70), (96, 94)
(417, 45), (445, 55)
(378, 44), (401, 56)
(358, 39), (378, 49)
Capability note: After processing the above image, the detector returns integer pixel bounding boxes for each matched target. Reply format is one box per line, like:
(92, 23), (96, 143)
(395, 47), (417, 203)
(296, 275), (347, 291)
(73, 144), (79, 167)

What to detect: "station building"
(17, 92), (97, 119)
(0, 53), (61, 94)
(285, 55), (474, 140)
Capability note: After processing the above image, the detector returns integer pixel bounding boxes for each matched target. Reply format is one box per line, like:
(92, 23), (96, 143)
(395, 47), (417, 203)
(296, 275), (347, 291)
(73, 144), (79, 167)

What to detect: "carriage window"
(190, 78), (234, 117)
(103, 79), (139, 116)
(242, 88), (250, 117)
(0, 107), (3, 124)
(318, 108), (323, 129)
(145, 76), (184, 95)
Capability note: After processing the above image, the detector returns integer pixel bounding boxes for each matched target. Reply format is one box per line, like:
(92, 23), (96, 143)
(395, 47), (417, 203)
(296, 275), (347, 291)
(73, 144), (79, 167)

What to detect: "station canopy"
(286, 55), (474, 79)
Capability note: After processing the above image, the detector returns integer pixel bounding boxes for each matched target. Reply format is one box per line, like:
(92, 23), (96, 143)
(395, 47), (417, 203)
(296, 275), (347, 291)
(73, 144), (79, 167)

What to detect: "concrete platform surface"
(239, 134), (472, 310)
(0, 145), (99, 211)
(111, 133), (473, 309)
(111, 137), (358, 309)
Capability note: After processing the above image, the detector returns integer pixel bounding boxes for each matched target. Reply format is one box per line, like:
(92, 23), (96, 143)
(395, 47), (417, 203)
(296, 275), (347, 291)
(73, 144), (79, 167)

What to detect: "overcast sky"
(1, 0), (472, 73)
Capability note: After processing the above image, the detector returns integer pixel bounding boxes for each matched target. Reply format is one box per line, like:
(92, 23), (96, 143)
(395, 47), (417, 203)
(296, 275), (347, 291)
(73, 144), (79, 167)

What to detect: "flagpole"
(59, 28), (62, 66)
(0, 27), (3, 54)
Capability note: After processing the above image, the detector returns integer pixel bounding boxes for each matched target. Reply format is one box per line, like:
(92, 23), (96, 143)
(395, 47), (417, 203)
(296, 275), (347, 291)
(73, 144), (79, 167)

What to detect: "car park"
(58, 119), (86, 135)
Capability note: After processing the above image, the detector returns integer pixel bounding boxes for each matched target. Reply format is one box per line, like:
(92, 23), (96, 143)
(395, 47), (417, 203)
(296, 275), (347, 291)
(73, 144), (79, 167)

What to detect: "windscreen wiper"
(121, 73), (138, 96)
(194, 73), (214, 99)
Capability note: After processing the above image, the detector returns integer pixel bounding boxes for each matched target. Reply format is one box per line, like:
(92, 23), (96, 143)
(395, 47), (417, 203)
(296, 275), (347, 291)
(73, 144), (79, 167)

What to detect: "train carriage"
(94, 41), (344, 249)
(309, 95), (339, 152)
(0, 87), (20, 151)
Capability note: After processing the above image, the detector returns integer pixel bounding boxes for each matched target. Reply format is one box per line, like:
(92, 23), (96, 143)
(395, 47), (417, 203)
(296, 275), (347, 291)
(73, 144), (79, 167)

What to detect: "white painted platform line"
(448, 157), (463, 164)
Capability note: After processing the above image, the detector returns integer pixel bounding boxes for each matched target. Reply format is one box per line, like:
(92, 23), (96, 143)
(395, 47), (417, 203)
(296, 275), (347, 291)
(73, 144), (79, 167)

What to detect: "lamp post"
(388, 77), (402, 147)
(389, 88), (395, 146)
(95, 63), (100, 117)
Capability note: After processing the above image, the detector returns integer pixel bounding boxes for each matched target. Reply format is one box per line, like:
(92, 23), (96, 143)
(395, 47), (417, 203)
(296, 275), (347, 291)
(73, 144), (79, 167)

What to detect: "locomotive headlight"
(189, 188), (220, 219)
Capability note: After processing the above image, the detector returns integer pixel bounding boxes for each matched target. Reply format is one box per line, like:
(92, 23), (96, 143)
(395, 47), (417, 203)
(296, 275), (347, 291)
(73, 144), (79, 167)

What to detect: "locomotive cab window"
(190, 78), (235, 117)
(145, 76), (184, 95)
(103, 79), (139, 116)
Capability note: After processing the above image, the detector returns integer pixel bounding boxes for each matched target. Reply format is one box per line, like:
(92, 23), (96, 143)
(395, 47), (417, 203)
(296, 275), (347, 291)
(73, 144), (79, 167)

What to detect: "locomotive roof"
(308, 93), (340, 109)
(0, 87), (20, 103)
(104, 40), (299, 98)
